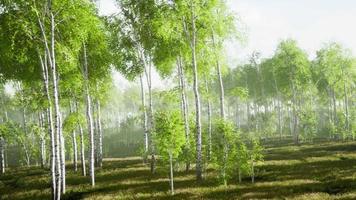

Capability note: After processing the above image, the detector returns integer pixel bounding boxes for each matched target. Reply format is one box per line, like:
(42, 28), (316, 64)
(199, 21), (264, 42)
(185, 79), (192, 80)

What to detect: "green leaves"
(314, 42), (354, 94)
(273, 39), (311, 95)
(63, 112), (85, 134)
(211, 119), (239, 184)
(153, 110), (185, 162)
(0, 121), (23, 145)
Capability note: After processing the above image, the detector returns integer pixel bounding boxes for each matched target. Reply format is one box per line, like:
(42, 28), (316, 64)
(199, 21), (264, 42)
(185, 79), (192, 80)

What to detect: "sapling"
(153, 110), (185, 195)
(212, 119), (236, 186)
(249, 138), (264, 183)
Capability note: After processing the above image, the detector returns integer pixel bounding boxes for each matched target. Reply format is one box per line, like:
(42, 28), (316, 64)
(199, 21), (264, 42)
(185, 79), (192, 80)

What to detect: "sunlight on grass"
(2, 142), (356, 199)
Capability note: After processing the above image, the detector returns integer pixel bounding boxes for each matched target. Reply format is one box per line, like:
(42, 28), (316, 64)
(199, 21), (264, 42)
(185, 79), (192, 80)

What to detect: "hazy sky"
(97, 0), (356, 88)
(228, 0), (356, 60)
(98, 0), (356, 59)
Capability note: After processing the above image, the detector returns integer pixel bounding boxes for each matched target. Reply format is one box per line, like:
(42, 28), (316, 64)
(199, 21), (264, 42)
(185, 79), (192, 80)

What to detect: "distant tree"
(273, 39), (311, 144)
(313, 43), (356, 139)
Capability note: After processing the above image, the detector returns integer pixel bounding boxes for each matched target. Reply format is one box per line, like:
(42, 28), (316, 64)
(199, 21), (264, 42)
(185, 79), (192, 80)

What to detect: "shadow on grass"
(2, 141), (356, 200)
(202, 177), (356, 200)
(265, 142), (356, 161)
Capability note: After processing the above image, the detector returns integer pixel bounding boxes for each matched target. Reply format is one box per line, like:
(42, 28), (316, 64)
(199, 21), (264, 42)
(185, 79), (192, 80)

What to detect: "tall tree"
(272, 39), (311, 144)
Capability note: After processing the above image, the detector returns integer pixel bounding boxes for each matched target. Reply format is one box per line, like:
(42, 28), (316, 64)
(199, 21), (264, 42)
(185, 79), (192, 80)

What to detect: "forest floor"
(2, 141), (356, 200)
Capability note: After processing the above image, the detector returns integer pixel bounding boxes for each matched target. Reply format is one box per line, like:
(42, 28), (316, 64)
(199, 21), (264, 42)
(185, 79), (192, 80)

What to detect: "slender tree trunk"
(22, 107), (28, 165)
(143, 57), (156, 174)
(328, 88), (334, 138)
(18, 136), (31, 167)
(288, 105), (293, 136)
(96, 99), (103, 168)
(47, 96), (57, 199)
(2, 111), (8, 172)
(222, 145), (228, 186)
(72, 130), (78, 171)
(38, 11), (61, 199)
(83, 43), (95, 186)
(21, 108), (31, 167)
(273, 68), (283, 140)
(40, 136), (46, 168)
(139, 75), (149, 160)
(39, 112), (46, 168)
(212, 33), (225, 119)
(93, 110), (98, 166)
(254, 102), (259, 132)
(169, 152), (174, 195)
(182, 3), (203, 181)
(332, 88), (338, 129)
(343, 82), (349, 132)
(23, 107), (28, 135)
(79, 123), (86, 176)
(178, 56), (190, 172)
(59, 114), (65, 194)
(45, 13), (63, 198)
(328, 95), (332, 126)
(246, 101), (250, 132)
(69, 101), (77, 171)
(51, 18), (62, 200)
(0, 113), (5, 173)
(205, 78), (212, 161)
(4, 145), (7, 169)
(291, 83), (299, 144)
(0, 136), (4, 174)
(278, 97), (283, 140)
(39, 52), (56, 197)
(186, 5), (203, 181)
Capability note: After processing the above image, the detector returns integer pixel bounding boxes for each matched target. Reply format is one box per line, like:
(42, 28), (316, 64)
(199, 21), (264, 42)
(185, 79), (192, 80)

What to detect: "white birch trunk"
(96, 99), (103, 168)
(190, 7), (203, 181)
(48, 13), (63, 199)
(40, 52), (57, 199)
(278, 97), (283, 140)
(59, 114), (65, 194)
(291, 82), (299, 144)
(169, 151), (174, 195)
(79, 123), (86, 176)
(343, 82), (350, 132)
(40, 136), (46, 168)
(0, 136), (4, 174)
(178, 56), (190, 172)
(69, 102), (78, 171)
(205, 78), (212, 161)
(83, 43), (95, 186)
(38, 11), (61, 199)
(39, 112), (46, 168)
(93, 111), (98, 166)
(139, 75), (149, 157)
(212, 33), (225, 119)
(331, 88), (338, 140)
(143, 59), (155, 174)
(72, 131), (78, 172)
(74, 98), (86, 176)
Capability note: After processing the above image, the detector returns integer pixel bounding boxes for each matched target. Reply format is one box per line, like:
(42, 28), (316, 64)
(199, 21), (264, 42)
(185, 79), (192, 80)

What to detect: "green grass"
(2, 142), (356, 199)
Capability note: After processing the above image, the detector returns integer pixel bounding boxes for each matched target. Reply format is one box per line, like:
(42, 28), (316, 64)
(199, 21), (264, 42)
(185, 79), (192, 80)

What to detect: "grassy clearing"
(2, 141), (356, 199)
